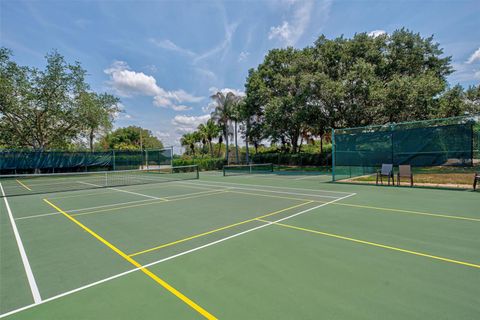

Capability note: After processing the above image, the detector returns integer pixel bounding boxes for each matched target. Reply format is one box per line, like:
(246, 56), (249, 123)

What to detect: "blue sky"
(1, 0), (479, 152)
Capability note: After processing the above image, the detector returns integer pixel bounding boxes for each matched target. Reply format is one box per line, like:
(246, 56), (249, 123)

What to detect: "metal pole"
(112, 150), (116, 171)
(331, 128), (335, 181)
(145, 149), (149, 170)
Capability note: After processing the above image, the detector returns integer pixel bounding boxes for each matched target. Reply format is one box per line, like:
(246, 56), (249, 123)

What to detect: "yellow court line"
(166, 188), (229, 200)
(129, 201), (314, 257)
(230, 190), (480, 222)
(71, 190), (229, 218)
(43, 199), (217, 320)
(16, 179), (32, 191)
(257, 219), (480, 270)
(334, 203), (480, 222)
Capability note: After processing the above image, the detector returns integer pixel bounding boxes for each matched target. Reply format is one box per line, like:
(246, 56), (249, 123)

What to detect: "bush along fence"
(251, 152), (331, 167)
(173, 158), (226, 171)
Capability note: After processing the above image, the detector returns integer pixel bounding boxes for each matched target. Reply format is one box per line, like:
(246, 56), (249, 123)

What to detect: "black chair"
(474, 172), (480, 191)
(376, 164), (394, 186)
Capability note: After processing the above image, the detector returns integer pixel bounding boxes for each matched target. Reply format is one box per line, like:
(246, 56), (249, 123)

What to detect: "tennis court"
(1, 169), (479, 319)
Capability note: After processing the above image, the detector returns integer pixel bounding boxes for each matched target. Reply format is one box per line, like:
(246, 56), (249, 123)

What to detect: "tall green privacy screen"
(332, 116), (479, 181)
(0, 148), (173, 174)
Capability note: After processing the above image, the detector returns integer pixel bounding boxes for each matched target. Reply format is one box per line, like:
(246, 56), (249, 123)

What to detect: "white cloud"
(171, 105), (192, 111)
(105, 61), (203, 111)
(167, 90), (204, 104)
(155, 130), (178, 150)
(155, 130), (170, 139)
(172, 114), (210, 134)
(208, 87), (245, 97)
(238, 51), (250, 62)
(149, 38), (196, 57)
(448, 62), (480, 83)
(268, 0), (316, 46)
(202, 101), (217, 113)
(194, 22), (238, 63)
(144, 64), (158, 73)
(368, 30), (387, 38)
(104, 61), (163, 97)
(466, 47), (480, 64)
(195, 67), (217, 80)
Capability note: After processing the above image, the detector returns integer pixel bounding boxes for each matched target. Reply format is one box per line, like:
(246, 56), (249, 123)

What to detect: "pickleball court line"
(0, 191), (355, 319)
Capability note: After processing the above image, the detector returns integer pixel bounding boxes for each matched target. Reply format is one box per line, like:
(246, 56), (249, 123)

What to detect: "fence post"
(145, 149), (149, 170)
(331, 128), (336, 181)
(112, 150), (116, 171)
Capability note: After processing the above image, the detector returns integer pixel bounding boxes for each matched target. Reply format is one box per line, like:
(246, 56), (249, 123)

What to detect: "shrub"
(173, 157), (226, 171)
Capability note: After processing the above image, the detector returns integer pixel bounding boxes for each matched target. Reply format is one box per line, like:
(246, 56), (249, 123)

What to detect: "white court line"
(189, 178), (354, 194)
(179, 180), (343, 199)
(15, 187), (230, 221)
(16, 180), (339, 221)
(293, 175), (327, 180)
(0, 191), (355, 319)
(78, 181), (166, 200)
(0, 183), (42, 304)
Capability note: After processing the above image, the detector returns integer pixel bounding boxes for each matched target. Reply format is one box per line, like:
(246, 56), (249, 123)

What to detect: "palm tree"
(217, 135), (223, 157)
(198, 119), (220, 157)
(210, 91), (236, 163)
(230, 97), (244, 164)
(180, 132), (197, 157)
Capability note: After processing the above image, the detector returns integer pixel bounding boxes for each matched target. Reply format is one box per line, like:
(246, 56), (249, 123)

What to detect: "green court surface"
(1, 171), (479, 319)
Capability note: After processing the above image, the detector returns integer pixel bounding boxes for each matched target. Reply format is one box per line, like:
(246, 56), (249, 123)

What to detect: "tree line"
(0, 48), (163, 151)
(184, 28), (479, 162)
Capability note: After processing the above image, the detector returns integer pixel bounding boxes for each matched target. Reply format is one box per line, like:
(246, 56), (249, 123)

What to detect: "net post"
(170, 146), (174, 167)
(196, 165), (199, 179)
(331, 128), (336, 181)
(112, 150), (116, 171)
(223, 166), (226, 176)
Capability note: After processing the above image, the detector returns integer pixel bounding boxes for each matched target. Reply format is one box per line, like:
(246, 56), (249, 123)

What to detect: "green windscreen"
(335, 123), (473, 167)
(0, 148), (172, 174)
(332, 116), (479, 186)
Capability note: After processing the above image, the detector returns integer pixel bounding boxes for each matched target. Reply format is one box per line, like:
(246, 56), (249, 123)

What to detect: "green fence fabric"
(0, 149), (172, 174)
(0, 151), (111, 172)
(335, 123), (474, 167)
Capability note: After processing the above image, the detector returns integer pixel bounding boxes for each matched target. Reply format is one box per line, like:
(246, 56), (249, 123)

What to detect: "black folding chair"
(474, 172), (480, 191)
(376, 164), (394, 186)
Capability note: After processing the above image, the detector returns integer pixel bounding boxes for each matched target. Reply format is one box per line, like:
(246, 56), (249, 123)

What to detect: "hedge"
(251, 152), (331, 167)
(173, 158), (226, 171)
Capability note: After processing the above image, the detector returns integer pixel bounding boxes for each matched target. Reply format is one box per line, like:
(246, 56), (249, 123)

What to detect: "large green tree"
(0, 48), (87, 149)
(246, 47), (312, 153)
(241, 69), (267, 162)
(0, 48), (120, 150)
(241, 28), (457, 154)
(100, 126), (163, 150)
(79, 92), (120, 151)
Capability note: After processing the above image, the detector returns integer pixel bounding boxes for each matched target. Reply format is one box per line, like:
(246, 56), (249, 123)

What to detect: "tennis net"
(223, 163), (274, 176)
(0, 165), (199, 197)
